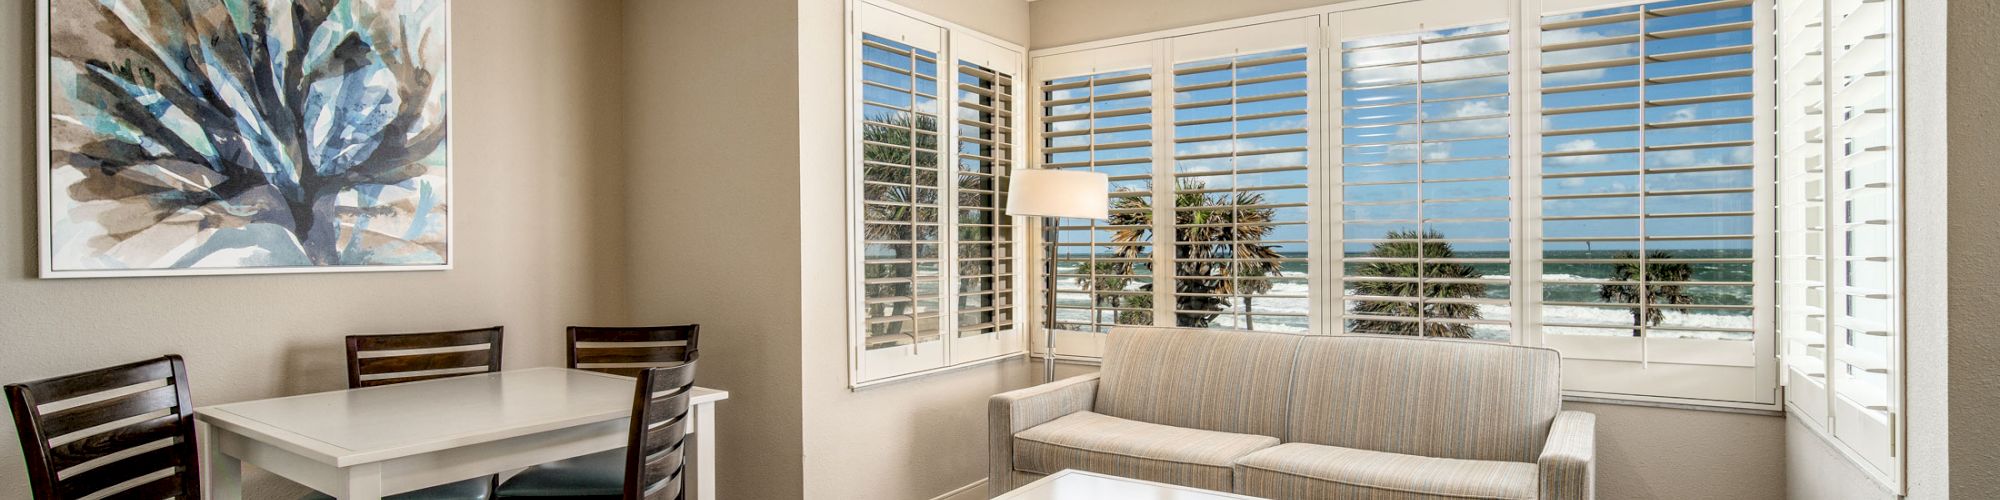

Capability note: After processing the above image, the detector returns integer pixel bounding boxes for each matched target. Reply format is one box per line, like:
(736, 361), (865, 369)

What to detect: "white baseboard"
(930, 478), (987, 500)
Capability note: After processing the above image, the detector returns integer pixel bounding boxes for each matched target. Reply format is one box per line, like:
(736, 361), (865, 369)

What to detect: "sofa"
(988, 326), (1594, 499)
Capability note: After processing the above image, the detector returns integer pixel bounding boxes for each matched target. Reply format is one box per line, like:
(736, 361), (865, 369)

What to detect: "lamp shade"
(1005, 169), (1110, 220)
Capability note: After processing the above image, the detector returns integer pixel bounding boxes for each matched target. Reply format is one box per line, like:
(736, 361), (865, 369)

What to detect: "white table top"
(196, 367), (728, 467)
(996, 470), (1263, 500)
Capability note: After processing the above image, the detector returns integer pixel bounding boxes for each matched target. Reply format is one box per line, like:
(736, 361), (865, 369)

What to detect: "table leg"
(340, 463), (383, 500)
(686, 402), (717, 500)
(200, 421), (243, 500)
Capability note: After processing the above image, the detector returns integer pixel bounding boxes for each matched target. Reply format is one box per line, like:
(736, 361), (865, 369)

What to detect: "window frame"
(846, 0), (1031, 388)
(1025, 0), (1785, 413)
(1524, 0), (1779, 409)
(1329, 3), (1521, 344)
(1777, 0), (1907, 492)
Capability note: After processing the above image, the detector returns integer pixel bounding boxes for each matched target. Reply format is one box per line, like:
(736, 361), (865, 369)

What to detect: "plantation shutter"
(1332, 0), (1517, 342)
(856, 4), (949, 380)
(1778, 0), (1832, 429)
(1823, 0), (1898, 472)
(1526, 0), (1775, 404)
(949, 34), (1028, 364)
(1781, 0), (1900, 481)
(1167, 18), (1320, 333)
(1032, 43), (1160, 358)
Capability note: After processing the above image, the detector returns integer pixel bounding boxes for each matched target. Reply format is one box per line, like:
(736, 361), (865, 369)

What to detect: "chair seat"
(1013, 411), (1279, 492)
(1234, 443), (1537, 500)
(496, 448), (626, 498)
(303, 475), (496, 500)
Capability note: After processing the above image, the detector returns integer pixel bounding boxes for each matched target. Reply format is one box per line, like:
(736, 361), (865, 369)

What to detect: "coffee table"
(994, 469), (1263, 499)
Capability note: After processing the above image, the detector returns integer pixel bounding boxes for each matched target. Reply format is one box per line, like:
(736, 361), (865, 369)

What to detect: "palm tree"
(860, 113), (941, 346)
(1073, 262), (1153, 329)
(1074, 180), (1286, 328)
(1346, 230), (1487, 338)
(1597, 251), (1696, 336)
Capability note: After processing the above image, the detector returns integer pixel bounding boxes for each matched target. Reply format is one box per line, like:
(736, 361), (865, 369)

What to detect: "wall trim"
(930, 478), (987, 500)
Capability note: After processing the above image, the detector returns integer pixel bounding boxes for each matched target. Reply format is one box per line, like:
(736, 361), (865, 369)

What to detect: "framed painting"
(36, 0), (452, 278)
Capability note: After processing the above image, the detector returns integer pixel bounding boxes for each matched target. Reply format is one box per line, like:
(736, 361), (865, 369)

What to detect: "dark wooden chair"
(497, 327), (699, 499)
(622, 357), (699, 500)
(346, 326), (505, 388)
(6, 355), (200, 500)
(310, 327), (506, 500)
(568, 325), (700, 376)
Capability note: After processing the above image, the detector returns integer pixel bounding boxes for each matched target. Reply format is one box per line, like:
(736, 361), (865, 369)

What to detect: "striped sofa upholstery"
(989, 327), (1595, 499)
(1094, 326), (1304, 438)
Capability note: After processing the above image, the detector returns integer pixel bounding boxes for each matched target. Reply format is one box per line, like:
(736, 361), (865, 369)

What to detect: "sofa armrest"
(989, 373), (1100, 496)
(1538, 410), (1596, 500)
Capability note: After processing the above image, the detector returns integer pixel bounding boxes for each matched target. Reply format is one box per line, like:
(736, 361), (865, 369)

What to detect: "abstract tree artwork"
(37, 0), (450, 277)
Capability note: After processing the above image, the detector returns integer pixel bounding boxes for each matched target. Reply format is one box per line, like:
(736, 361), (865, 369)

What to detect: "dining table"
(193, 367), (729, 500)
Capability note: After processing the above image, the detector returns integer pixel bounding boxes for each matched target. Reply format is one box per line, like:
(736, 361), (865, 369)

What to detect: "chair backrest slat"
(38, 385), (179, 439)
(569, 325), (698, 376)
(642, 416), (689, 457)
(49, 414), (180, 471)
(645, 475), (682, 500)
(624, 357), (698, 500)
(17, 362), (174, 404)
(6, 355), (200, 500)
(100, 472), (184, 500)
(59, 443), (182, 498)
(346, 327), (504, 388)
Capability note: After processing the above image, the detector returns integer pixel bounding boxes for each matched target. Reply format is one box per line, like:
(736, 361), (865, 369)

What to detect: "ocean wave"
(1056, 278), (1752, 339)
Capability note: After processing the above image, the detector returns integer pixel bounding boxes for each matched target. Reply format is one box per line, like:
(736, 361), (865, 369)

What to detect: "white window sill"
(850, 351), (1029, 390)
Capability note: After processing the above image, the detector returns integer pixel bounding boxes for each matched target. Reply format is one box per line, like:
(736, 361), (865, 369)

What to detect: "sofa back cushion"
(1095, 326), (1304, 439)
(1287, 335), (1561, 462)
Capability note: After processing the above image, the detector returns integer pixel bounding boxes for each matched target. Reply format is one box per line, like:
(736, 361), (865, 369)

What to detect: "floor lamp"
(1005, 169), (1109, 382)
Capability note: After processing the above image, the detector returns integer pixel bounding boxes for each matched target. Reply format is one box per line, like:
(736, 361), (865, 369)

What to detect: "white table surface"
(195, 367), (728, 500)
(996, 470), (1264, 500)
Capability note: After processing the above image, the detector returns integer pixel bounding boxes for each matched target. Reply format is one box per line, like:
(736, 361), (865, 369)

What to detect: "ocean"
(1055, 251), (1756, 341)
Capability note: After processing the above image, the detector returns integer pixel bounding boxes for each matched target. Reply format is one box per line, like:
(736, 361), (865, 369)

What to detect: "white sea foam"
(1056, 276), (1753, 341)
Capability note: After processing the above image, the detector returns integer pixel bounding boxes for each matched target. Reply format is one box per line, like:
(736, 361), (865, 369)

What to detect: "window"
(1529, 0), (1774, 404)
(850, 1), (1027, 384)
(1032, 19), (1320, 358)
(1335, 2), (1515, 342)
(1043, 63), (1157, 336)
(1171, 44), (1314, 333)
(950, 34), (1027, 365)
(1780, 0), (1903, 490)
(1027, 0), (1783, 409)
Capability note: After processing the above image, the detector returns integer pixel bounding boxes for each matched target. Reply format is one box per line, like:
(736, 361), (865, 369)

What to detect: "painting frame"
(36, 0), (454, 279)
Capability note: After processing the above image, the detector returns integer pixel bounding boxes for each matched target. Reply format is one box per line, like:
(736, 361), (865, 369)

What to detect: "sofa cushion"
(1287, 335), (1562, 462)
(1096, 326), (1304, 438)
(1014, 411), (1280, 492)
(1234, 443), (1537, 500)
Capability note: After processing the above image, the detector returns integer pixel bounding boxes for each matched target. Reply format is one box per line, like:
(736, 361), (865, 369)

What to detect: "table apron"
(217, 418), (628, 497)
(379, 418), (628, 494)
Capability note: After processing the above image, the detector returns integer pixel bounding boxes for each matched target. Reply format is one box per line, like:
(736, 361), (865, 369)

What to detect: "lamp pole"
(1043, 216), (1060, 383)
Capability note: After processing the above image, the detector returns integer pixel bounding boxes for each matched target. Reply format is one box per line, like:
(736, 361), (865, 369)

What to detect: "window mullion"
(1150, 41), (1178, 327)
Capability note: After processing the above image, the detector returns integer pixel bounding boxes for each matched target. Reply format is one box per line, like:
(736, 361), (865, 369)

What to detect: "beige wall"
(622, 0), (810, 499)
(1938, 0), (2000, 495)
(1787, 417), (1896, 499)
(886, 0), (1031, 46)
(1563, 403), (1785, 499)
(1030, 0), (1353, 48)
(796, 0), (1039, 498)
(0, 1), (631, 497)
